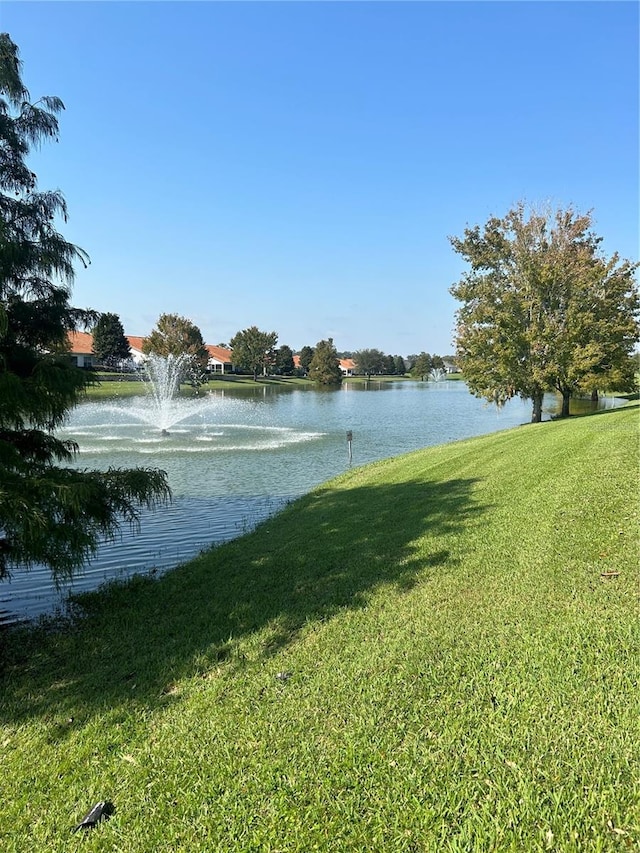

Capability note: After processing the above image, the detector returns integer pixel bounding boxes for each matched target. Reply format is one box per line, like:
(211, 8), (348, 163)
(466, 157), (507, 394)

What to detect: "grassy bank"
(85, 374), (312, 398)
(84, 373), (460, 398)
(1, 405), (638, 851)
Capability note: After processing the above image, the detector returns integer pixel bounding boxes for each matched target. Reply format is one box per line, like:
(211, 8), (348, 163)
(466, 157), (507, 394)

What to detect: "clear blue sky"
(3, 1), (638, 357)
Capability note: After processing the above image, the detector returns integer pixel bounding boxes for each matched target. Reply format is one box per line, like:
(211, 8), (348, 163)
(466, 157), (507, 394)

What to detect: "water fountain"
(1, 359), (324, 624)
(429, 367), (447, 382)
(145, 351), (194, 433)
(70, 372), (317, 459)
(7, 370), (605, 624)
(111, 351), (222, 435)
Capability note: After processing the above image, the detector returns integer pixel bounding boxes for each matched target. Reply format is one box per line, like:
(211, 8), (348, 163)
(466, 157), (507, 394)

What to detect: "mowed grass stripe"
(1, 404), (638, 851)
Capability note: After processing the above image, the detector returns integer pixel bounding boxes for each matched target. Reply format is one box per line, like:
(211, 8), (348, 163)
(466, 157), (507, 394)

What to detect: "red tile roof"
(126, 335), (146, 353)
(206, 345), (233, 363)
(67, 331), (233, 363)
(67, 330), (94, 354)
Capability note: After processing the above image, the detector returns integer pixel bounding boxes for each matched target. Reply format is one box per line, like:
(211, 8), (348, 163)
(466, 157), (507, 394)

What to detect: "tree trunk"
(560, 389), (571, 418)
(591, 389), (599, 402)
(531, 391), (543, 423)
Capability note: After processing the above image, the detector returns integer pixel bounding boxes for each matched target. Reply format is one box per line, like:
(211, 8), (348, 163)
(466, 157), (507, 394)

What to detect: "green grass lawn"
(85, 374), (313, 398)
(85, 373), (457, 398)
(1, 404), (638, 851)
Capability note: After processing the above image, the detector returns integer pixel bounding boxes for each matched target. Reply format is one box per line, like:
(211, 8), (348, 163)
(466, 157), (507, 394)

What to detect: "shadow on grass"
(0, 474), (486, 725)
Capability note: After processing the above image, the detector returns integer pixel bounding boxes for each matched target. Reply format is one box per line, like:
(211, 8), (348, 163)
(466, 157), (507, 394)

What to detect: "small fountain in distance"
(429, 367), (447, 382)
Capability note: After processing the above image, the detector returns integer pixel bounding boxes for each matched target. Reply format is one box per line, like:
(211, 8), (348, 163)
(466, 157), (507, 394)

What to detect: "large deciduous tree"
(450, 204), (639, 421)
(92, 311), (131, 368)
(143, 313), (208, 367)
(0, 35), (170, 580)
(537, 221), (640, 414)
(143, 312), (209, 388)
(230, 326), (278, 380)
(354, 348), (385, 378)
(410, 352), (433, 381)
(308, 338), (343, 385)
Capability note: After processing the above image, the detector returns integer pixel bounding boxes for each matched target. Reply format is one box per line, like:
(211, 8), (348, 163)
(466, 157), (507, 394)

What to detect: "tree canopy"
(143, 313), (209, 388)
(298, 346), (314, 374)
(450, 203), (639, 421)
(230, 326), (278, 381)
(410, 353), (432, 380)
(308, 338), (343, 385)
(273, 344), (295, 376)
(354, 348), (385, 377)
(143, 313), (208, 367)
(382, 354), (396, 375)
(92, 312), (131, 368)
(0, 34), (170, 580)
(393, 355), (407, 376)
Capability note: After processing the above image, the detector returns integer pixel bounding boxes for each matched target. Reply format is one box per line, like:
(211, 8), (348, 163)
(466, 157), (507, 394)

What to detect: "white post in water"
(346, 430), (353, 463)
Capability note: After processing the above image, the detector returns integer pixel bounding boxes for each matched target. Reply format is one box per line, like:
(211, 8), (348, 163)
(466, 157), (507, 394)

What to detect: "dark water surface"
(1, 381), (621, 624)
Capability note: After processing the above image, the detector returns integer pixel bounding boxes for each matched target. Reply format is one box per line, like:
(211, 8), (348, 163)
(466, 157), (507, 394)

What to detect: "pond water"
(0, 381), (621, 624)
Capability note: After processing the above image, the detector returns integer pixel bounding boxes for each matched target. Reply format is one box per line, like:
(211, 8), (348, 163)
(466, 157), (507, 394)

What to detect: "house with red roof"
(125, 335), (146, 366)
(66, 331), (95, 368)
(67, 331), (234, 374)
(205, 344), (233, 374)
(339, 358), (357, 376)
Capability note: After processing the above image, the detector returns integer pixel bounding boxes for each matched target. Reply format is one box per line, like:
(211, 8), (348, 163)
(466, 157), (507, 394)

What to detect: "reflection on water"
(1, 382), (623, 624)
(0, 496), (289, 628)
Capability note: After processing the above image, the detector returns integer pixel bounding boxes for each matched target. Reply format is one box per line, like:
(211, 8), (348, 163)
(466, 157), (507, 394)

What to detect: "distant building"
(67, 332), (235, 374)
(125, 335), (146, 367)
(67, 331), (95, 368)
(205, 345), (233, 374)
(339, 358), (357, 376)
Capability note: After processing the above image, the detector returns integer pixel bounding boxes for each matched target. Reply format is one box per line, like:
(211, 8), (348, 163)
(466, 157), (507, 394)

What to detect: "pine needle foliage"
(0, 34), (170, 580)
(308, 337), (343, 385)
(91, 312), (131, 367)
